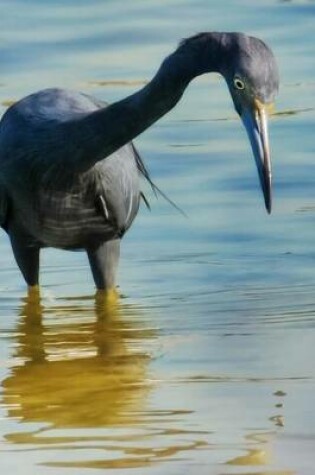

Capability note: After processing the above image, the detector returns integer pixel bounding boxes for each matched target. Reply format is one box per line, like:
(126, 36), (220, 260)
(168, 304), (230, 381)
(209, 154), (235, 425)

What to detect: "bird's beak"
(241, 99), (273, 214)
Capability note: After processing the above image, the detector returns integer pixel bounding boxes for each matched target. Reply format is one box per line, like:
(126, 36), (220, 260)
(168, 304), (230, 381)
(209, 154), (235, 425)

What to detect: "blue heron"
(0, 32), (279, 293)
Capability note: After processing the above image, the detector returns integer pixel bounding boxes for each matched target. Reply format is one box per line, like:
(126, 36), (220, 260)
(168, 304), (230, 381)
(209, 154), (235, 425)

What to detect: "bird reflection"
(2, 291), (155, 442)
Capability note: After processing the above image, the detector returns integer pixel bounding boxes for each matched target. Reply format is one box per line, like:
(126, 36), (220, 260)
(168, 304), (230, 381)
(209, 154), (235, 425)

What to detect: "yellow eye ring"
(233, 77), (245, 90)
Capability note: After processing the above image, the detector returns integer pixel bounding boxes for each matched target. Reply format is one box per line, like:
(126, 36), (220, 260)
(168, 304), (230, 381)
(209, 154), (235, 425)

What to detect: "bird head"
(222, 33), (279, 213)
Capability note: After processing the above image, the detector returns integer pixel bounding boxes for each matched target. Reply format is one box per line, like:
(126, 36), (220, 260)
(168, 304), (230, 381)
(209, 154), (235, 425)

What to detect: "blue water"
(0, 1), (314, 474)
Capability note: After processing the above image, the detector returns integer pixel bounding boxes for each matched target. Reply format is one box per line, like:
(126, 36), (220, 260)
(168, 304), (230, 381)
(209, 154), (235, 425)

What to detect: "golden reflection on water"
(1, 292), (210, 470)
(224, 447), (294, 475)
(88, 79), (149, 87)
(227, 448), (270, 466)
(221, 470), (294, 475)
(2, 292), (155, 440)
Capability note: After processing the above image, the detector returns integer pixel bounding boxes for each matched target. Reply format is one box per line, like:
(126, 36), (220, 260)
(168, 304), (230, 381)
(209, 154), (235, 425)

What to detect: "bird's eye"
(233, 77), (245, 90)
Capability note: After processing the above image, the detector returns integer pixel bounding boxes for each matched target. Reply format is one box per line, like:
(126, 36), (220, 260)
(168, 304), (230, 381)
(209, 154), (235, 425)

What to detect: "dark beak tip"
(265, 199), (272, 214)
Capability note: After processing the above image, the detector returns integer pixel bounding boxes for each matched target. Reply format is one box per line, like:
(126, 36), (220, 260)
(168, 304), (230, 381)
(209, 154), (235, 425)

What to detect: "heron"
(0, 32), (279, 294)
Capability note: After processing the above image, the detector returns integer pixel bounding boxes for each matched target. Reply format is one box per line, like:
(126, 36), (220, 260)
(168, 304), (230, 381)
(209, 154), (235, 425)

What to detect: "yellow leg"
(95, 287), (119, 307)
(27, 285), (40, 302)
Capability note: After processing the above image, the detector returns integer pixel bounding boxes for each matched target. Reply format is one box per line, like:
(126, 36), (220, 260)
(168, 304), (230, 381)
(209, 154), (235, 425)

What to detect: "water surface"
(0, 1), (315, 474)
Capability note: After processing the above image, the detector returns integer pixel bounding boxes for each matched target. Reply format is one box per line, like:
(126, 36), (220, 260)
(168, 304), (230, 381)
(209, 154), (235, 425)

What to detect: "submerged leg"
(87, 239), (120, 291)
(9, 234), (40, 288)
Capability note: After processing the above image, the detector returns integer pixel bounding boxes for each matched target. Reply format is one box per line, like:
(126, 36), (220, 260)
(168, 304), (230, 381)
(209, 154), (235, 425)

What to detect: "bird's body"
(0, 32), (279, 291)
(0, 89), (141, 249)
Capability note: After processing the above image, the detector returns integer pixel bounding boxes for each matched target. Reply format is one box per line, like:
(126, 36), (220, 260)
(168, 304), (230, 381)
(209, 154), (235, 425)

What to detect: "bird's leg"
(26, 284), (41, 304)
(10, 234), (40, 288)
(87, 239), (120, 297)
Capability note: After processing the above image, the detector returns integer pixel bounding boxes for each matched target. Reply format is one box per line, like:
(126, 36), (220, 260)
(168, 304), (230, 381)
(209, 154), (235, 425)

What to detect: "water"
(0, 1), (315, 473)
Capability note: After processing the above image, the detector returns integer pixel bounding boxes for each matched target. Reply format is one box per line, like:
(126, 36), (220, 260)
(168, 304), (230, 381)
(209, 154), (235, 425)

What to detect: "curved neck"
(71, 33), (225, 171)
